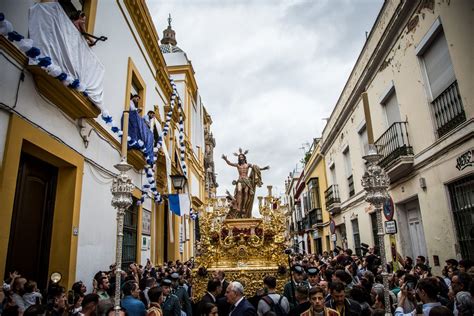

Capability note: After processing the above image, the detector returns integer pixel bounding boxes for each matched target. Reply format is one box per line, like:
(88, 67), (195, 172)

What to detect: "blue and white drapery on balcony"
(28, 2), (104, 105)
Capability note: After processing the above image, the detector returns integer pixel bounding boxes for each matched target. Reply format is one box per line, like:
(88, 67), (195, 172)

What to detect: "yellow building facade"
(302, 140), (332, 255)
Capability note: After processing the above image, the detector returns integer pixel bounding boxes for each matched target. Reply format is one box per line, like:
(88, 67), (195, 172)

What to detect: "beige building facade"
(318, 0), (472, 273)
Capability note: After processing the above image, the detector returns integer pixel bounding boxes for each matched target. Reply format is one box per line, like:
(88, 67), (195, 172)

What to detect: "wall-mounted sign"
(142, 209), (151, 236)
(331, 233), (337, 242)
(456, 149), (473, 171)
(383, 196), (395, 221)
(312, 230), (319, 239)
(384, 220), (398, 234)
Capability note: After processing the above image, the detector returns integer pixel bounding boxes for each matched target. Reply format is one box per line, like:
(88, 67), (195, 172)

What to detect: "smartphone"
(406, 282), (415, 291)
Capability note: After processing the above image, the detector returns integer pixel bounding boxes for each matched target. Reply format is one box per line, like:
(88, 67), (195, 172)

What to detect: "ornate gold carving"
(193, 195), (290, 299)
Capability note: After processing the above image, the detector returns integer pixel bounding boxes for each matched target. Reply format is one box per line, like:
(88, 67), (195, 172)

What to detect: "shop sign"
(456, 149), (473, 171)
(331, 233), (337, 242)
(312, 230), (319, 239)
(384, 220), (398, 234)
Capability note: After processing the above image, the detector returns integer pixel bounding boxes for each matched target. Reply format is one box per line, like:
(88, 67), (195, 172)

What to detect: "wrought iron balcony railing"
(375, 121), (413, 168)
(325, 184), (341, 209)
(432, 81), (466, 138)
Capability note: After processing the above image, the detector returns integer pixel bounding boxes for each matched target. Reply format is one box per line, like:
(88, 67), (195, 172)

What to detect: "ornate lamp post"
(361, 145), (391, 316)
(111, 159), (134, 314)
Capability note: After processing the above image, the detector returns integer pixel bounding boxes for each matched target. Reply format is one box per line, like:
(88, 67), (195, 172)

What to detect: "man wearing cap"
(284, 265), (308, 309)
(171, 273), (192, 316)
(307, 268), (320, 289)
(161, 279), (181, 316)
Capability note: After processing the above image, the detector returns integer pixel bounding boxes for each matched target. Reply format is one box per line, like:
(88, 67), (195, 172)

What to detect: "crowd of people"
(1, 249), (473, 316)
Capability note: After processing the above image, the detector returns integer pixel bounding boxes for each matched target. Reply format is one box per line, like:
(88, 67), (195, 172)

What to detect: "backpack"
(262, 295), (287, 316)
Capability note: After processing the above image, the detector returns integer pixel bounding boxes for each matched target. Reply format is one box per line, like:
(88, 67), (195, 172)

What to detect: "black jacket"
(230, 298), (257, 316)
(325, 297), (362, 316)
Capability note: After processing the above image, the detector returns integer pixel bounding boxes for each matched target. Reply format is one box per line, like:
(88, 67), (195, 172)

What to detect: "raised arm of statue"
(261, 165), (270, 171)
(222, 154), (237, 167)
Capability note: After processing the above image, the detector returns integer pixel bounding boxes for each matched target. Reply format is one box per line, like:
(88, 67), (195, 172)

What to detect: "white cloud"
(148, 0), (383, 213)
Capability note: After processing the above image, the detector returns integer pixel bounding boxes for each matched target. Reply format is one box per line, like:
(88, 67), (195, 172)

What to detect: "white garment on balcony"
(28, 2), (105, 106)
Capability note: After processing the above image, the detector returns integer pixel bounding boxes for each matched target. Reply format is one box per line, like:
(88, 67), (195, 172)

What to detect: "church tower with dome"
(159, 15), (214, 261)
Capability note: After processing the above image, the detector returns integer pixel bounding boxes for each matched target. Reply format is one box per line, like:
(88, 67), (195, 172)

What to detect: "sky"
(148, 0), (383, 213)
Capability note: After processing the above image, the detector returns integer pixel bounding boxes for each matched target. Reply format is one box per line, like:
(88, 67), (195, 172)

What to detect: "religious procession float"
(193, 148), (290, 298)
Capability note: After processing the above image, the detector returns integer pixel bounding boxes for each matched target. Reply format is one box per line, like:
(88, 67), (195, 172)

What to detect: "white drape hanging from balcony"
(28, 2), (104, 106)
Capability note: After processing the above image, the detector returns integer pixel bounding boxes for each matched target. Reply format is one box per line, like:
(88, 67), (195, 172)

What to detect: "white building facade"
(0, 0), (212, 290)
(320, 0), (472, 274)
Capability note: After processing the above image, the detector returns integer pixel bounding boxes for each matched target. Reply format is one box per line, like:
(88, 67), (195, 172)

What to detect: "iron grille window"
(448, 175), (474, 260)
(348, 175), (355, 197)
(325, 185), (341, 208)
(352, 219), (361, 256)
(122, 197), (138, 269)
(432, 81), (466, 137)
(308, 178), (321, 210)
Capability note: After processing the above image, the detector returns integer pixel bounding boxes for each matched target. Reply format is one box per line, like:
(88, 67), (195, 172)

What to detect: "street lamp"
(111, 159), (134, 315)
(361, 144), (391, 316)
(170, 174), (187, 193)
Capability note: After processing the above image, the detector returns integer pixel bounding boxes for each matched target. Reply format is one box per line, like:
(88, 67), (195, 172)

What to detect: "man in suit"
(197, 279), (222, 315)
(225, 281), (256, 316)
(214, 270), (229, 299)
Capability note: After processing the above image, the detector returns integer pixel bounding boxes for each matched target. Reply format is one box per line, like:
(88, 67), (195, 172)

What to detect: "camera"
(284, 248), (293, 255)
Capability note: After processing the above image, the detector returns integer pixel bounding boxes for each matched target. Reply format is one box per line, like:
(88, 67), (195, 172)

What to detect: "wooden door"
(5, 153), (58, 290)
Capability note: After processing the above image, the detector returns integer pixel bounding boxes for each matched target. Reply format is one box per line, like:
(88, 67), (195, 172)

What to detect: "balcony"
(432, 81), (466, 138)
(28, 66), (101, 120)
(375, 121), (414, 181)
(303, 216), (311, 230)
(308, 208), (323, 228)
(325, 184), (341, 214)
(297, 221), (305, 233)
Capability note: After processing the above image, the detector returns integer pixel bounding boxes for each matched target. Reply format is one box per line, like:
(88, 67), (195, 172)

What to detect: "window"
(58, 0), (97, 33)
(123, 197), (138, 269)
(419, 30), (455, 100)
(343, 148), (354, 197)
(417, 21), (465, 137)
(329, 164), (337, 186)
(125, 58), (146, 111)
(358, 124), (369, 157)
(448, 175), (474, 260)
(308, 178), (321, 210)
(303, 193), (310, 215)
(352, 219), (361, 256)
(381, 89), (401, 128)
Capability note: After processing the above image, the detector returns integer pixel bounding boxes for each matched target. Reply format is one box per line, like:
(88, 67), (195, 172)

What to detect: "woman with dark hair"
(201, 302), (218, 316)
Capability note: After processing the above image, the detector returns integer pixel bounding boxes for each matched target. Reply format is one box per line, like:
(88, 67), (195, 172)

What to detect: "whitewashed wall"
(0, 0), (171, 287)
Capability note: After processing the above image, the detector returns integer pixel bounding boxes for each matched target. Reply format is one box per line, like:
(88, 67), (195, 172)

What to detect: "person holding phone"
(396, 274), (418, 313)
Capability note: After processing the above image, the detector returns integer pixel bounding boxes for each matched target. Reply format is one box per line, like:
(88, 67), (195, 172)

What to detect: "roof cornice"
(320, 0), (417, 154)
(123, 0), (173, 97)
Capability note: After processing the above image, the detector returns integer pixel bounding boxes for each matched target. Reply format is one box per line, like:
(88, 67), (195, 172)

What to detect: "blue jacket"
(122, 295), (147, 316)
(230, 298), (257, 316)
